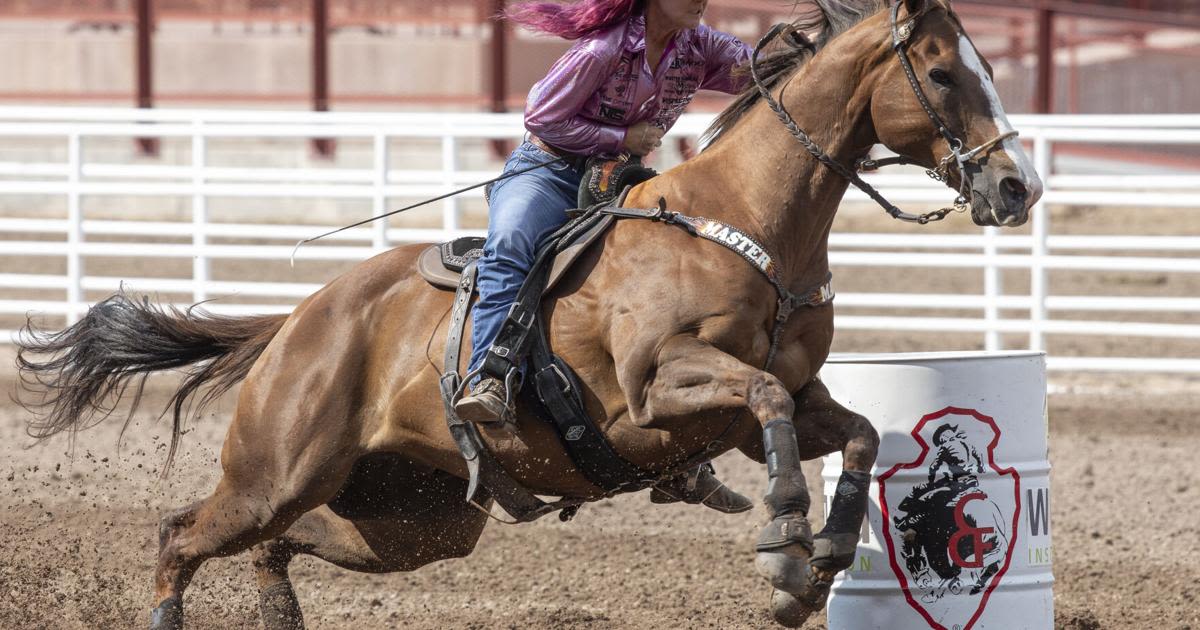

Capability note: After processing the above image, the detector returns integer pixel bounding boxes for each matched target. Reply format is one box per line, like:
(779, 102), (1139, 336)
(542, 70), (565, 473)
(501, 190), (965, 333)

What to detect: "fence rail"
(1, 107), (1198, 373)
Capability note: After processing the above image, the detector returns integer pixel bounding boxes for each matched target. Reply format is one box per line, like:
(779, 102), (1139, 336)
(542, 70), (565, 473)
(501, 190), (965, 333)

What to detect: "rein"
(749, 3), (1017, 224)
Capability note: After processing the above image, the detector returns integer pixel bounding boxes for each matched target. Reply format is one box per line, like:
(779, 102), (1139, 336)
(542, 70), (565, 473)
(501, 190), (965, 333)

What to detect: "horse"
(16, 1), (1042, 627)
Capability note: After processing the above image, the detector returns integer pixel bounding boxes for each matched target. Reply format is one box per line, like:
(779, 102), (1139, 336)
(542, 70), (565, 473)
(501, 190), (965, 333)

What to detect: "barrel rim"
(825, 350), (1046, 365)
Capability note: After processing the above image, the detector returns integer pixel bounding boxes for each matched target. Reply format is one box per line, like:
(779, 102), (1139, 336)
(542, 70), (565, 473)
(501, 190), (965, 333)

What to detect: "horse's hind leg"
(151, 437), (357, 630)
(152, 472), (348, 629)
(252, 536), (305, 630)
(248, 456), (487, 628)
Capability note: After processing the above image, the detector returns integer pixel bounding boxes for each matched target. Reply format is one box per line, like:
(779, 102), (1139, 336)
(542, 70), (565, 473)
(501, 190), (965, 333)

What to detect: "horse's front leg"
(730, 379), (878, 626)
(784, 378), (879, 599)
(634, 337), (815, 617)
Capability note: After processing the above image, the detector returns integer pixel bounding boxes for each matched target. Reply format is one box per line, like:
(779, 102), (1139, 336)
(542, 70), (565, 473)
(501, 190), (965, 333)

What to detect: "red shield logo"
(877, 407), (1021, 630)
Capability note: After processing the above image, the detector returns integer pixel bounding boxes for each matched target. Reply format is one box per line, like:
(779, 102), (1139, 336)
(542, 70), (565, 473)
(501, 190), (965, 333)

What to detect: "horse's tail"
(15, 290), (288, 475)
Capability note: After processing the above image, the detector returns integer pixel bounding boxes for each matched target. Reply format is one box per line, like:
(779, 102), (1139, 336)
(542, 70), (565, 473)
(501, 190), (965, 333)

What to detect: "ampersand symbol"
(947, 491), (996, 568)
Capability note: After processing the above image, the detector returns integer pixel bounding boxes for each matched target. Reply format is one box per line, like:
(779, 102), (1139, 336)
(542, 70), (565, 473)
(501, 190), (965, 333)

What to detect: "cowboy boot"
(454, 377), (511, 424)
(650, 462), (753, 514)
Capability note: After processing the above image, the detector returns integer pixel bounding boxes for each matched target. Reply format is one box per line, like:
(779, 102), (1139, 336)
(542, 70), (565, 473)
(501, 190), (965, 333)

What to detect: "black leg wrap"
(150, 596), (183, 630)
(812, 470), (871, 572)
(260, 581), (305, 630)
(821, 470), (870, 534)
(762, 419), (810, 518)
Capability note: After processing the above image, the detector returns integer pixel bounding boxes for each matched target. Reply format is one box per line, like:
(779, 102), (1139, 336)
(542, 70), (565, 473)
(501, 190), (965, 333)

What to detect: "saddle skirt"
(417, 214), (615, 293)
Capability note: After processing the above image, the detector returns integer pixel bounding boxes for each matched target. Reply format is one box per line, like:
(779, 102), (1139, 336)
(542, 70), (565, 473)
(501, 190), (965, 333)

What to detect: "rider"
(927, 423), (985, 489)
(455, 0), (755, 513)
(458, 0), (751, 419)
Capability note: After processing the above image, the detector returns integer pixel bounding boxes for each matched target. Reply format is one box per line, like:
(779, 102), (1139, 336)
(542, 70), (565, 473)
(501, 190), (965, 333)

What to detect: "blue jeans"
(467, 140), (583, 378)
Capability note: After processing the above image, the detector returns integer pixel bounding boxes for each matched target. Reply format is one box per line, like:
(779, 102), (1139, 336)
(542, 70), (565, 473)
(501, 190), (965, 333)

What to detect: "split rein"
(749, 3), (1018, 225)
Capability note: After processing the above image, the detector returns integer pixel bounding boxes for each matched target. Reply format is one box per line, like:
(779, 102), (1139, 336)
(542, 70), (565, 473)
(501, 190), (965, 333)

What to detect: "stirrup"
(454, 375), (513, 425)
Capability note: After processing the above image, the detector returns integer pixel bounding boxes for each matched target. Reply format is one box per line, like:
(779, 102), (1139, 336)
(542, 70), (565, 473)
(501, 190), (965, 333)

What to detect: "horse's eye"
(929, 68), (954, 88)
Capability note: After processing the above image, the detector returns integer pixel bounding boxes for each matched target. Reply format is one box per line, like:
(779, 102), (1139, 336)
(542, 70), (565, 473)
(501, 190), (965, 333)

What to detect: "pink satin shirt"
(524, 14), (752, 157)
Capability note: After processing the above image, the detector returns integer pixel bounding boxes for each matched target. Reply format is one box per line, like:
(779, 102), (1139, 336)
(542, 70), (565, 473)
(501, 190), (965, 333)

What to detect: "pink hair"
(505, 0), (645, 40)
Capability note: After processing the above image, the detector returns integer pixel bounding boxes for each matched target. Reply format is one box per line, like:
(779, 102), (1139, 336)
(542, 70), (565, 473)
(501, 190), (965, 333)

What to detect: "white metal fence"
(1, 107), (1198, 372)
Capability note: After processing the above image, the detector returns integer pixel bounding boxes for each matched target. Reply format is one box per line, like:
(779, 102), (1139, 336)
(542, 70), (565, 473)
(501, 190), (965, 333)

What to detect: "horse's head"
(869, 0), (1042, 227)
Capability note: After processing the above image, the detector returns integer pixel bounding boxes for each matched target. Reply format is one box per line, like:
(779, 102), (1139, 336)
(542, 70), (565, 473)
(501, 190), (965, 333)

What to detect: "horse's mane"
(701, 0), (889, 147)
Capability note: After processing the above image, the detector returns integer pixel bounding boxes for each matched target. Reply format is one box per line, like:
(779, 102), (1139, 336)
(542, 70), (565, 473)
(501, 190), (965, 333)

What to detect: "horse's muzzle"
(968, 163), (1042, 228)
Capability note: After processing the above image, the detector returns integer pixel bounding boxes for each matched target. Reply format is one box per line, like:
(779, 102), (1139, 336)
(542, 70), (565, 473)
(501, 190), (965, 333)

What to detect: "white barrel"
(819, 351), (1053, 630)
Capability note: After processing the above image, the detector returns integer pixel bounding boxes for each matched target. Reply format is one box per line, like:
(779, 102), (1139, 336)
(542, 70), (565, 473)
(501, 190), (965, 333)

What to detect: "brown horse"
(16, 1), (1041, 627)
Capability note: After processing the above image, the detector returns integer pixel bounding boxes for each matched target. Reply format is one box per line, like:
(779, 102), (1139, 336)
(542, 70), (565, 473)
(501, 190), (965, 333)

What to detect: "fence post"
(983, 225), (1001, 350)
(1029, 133), (1051, 351)
(192, 120), (208, 302)
(66, 132), (83, 325)
(373, 133), (389, 250)
(442, 132), (459, 234)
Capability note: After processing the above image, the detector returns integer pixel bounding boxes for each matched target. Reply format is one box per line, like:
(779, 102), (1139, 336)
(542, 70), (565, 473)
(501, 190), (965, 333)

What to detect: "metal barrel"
(819, 351), (1053, 630)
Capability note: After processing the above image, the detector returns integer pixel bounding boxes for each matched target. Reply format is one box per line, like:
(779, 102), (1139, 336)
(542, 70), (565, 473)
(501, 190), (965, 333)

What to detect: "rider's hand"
(623, 122), (664, 156)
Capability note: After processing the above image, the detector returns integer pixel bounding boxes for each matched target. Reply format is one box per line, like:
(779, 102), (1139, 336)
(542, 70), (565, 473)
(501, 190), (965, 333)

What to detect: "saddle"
(577, 155), (658, 210)
(416, 215), (615, 294)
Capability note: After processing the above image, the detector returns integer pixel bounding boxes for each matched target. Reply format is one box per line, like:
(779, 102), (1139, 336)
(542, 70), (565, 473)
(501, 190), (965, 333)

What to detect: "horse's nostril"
(1000, 177), (1027, 204)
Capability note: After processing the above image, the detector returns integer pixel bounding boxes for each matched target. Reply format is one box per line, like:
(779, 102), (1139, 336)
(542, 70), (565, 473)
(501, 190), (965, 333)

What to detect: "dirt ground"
(1, 344), (1197, 630)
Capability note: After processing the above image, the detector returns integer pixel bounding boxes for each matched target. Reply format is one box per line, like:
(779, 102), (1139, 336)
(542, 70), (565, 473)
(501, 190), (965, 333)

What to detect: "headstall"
(749, 1), (1018, 224)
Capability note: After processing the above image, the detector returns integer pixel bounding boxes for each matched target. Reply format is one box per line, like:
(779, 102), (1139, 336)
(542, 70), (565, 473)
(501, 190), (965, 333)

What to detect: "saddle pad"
(417, 214), (616, 294)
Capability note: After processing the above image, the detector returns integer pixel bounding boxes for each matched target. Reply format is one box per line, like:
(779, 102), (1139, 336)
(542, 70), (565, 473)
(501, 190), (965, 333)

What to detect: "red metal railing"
(0, 0), (489, 25)
(0, 0), (1196, 116)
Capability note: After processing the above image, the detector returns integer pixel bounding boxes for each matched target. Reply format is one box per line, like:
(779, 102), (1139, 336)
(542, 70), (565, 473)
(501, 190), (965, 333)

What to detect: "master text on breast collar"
(698, 220), (773, 274)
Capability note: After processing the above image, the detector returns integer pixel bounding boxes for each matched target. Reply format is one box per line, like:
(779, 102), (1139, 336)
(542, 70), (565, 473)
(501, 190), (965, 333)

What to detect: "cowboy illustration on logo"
(878, 407), (1021, 630)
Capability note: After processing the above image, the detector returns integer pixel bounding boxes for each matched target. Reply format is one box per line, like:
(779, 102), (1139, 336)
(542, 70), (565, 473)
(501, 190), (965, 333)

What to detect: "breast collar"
(598, 199), (834, 370)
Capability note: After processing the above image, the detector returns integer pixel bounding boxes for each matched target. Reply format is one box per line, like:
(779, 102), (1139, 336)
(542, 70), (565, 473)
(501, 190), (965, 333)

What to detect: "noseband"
(749, 2), (1017, 224)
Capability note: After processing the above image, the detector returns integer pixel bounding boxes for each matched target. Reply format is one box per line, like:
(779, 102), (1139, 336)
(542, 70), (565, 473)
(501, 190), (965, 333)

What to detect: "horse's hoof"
(150, 596), (183, 630)
(260, 581), (305, 630)
(755, 547), (811, 594)
(794, 571), (833, 612)
(770, 589), (817, 628)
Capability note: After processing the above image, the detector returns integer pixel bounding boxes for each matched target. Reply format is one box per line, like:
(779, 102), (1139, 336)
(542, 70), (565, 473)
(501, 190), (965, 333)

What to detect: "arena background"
(1, 1), (1198, 629)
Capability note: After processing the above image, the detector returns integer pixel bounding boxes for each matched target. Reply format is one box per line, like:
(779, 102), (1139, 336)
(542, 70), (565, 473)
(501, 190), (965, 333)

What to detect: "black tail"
(15, 291), (288, 475)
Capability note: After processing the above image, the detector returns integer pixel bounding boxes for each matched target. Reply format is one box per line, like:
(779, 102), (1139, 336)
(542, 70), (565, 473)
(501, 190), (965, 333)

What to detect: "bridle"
(749, 1), (1018, 224)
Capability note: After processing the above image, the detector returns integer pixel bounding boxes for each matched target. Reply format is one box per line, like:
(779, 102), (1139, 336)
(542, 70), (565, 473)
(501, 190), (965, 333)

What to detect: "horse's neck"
(686, 32), (881, 289)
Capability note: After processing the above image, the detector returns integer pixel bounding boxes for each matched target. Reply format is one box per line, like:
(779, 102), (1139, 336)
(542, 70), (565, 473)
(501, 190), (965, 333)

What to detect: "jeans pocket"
(487, 149), (527, 200)
(523, 142), (571, 172)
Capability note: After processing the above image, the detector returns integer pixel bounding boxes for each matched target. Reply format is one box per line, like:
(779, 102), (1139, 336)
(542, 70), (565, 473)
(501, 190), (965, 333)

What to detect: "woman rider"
(456, 0), (754, 512)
